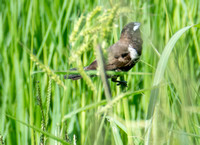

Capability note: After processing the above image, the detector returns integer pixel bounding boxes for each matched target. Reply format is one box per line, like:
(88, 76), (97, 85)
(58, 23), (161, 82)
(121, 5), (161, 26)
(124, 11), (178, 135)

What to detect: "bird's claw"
(116, 81), (127, 87)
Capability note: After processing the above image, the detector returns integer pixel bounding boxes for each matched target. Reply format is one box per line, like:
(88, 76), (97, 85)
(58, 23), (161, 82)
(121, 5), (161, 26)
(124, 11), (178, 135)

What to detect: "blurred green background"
(0, 0), (199, 145)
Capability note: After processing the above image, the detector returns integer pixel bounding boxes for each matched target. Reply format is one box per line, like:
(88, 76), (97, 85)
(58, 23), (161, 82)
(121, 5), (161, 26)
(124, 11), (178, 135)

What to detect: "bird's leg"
(111, 77), (127, 87)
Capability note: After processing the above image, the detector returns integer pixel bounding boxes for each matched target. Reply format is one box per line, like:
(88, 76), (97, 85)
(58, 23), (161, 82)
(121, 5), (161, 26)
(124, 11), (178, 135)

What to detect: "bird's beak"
(133, 22), (141, 31)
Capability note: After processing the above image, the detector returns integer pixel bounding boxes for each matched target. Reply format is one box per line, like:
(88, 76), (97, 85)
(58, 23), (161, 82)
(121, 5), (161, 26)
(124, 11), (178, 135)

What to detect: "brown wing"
(85, 41), (137, 71)
(105, 41), (134, 71)
(84, 60), (97, 70)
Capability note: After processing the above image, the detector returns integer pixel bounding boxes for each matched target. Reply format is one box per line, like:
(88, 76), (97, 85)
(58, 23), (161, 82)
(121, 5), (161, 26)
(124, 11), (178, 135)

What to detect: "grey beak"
(133, 22), (141, 31)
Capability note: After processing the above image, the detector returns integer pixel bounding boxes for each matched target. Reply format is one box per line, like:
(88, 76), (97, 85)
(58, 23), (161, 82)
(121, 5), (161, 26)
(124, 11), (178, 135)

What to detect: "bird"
(65, 22), (143, 86)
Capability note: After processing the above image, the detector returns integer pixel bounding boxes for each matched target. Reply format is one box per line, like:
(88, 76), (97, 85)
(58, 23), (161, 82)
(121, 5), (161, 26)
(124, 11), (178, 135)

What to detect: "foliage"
(0, 0), (199, 145)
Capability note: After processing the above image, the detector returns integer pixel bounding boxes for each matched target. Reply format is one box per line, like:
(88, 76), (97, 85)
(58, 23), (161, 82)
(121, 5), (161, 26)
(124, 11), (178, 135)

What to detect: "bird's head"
(120, 22), (141, 39)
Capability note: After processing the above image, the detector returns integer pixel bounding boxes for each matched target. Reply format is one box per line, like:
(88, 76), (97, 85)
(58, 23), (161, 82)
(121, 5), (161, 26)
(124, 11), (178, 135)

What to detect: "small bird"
(65, 22), (143, 85)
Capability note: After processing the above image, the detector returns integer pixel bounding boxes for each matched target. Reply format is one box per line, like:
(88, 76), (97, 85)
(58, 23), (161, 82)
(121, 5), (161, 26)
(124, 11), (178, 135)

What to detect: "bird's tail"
(64, 68), (98, 80)
(64, 68), (82, 80)
(65, 74), (82, 80)
(65, 60), (98, 80)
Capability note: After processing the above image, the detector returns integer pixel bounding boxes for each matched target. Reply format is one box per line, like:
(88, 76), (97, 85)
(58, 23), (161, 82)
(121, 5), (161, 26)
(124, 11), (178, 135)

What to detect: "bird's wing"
(85, 41), (137, 71)
(84, 60), (98, 70)
(105, 42), (133, 71)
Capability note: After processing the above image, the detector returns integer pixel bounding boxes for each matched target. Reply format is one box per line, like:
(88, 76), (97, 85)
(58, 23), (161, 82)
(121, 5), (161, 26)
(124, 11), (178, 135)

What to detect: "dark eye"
(121, 53), (128, 58)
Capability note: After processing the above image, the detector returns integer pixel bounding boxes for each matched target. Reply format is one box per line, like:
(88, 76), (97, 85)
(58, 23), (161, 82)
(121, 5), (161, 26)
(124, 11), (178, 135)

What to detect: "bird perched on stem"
(65, 22), (143, 86)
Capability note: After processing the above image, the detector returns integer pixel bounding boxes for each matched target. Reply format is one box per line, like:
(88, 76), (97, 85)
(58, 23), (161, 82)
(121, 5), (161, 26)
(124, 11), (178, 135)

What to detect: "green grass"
(0, 0), (200, 145)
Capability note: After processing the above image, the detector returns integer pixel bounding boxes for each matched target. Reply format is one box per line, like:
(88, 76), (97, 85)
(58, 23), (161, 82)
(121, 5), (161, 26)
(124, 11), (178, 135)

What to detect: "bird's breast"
(128, 45), (139, 60)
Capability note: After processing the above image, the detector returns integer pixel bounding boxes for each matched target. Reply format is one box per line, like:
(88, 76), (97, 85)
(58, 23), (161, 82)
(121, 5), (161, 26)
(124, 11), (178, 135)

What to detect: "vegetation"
(0, 0), (199, 145)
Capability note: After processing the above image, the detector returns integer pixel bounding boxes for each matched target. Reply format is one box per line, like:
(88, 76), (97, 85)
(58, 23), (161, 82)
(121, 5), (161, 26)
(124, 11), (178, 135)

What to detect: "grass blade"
(147, 24), (199, 119)
(145, 23), (200, 145)
(6, 114), (71, 145)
